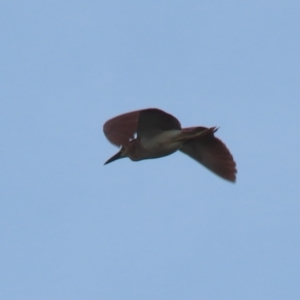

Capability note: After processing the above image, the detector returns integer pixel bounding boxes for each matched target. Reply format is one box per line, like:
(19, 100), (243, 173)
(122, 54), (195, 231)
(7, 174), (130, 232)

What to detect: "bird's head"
(104, 146), (129, 165)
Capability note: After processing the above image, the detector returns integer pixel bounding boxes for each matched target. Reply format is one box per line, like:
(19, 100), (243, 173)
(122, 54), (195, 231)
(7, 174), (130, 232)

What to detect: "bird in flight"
(103, 108), (237, 182)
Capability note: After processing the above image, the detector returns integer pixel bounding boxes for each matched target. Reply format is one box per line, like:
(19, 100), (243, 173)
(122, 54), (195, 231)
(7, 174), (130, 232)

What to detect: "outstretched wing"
(103, 108), (181, 146)
(103, 110), (140, 146)
(137, 109), (181, 139)
(180, 128), (237, 182)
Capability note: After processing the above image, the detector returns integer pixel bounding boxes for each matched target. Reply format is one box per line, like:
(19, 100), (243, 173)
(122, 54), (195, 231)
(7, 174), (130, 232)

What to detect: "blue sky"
(1, 1), (300, 299)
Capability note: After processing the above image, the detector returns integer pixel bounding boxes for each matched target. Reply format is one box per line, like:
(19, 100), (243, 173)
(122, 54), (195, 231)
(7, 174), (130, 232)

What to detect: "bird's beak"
(104, 148), (125, 165)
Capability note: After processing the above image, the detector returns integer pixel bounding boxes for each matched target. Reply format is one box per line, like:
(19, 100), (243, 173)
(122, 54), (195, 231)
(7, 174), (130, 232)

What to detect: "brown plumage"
(104, 108), (237, 182)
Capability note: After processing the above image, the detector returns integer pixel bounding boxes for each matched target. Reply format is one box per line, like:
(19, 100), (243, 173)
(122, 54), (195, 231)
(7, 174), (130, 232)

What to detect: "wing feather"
(180, 129), (237, 182)
(103, 111), (140, 146)
(137, 109), (181, 138)
(103, 108), (181, 146)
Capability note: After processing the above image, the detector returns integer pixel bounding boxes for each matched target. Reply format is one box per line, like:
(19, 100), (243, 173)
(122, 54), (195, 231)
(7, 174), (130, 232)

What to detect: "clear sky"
(1, 1), (300, 299)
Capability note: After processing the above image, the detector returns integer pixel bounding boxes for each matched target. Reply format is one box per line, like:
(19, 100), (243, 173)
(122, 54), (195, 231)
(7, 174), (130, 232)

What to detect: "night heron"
(103, 108), (237, 182)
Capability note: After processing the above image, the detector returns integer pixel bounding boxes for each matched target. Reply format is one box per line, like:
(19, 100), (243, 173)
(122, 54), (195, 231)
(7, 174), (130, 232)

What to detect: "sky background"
(1, 1), (300, 299)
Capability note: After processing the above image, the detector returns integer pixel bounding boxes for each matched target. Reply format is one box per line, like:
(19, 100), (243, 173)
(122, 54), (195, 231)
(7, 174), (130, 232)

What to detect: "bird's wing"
(103, 110), (140, 147)
(180, 128), (237, 182)
(137, 109), (181, 139)
(104, 108), (181, 147)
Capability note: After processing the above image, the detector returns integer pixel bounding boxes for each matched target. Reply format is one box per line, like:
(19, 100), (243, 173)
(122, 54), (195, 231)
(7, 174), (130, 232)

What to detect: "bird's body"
(128, 129), (182, 160)
(103, 108), (237, 182)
